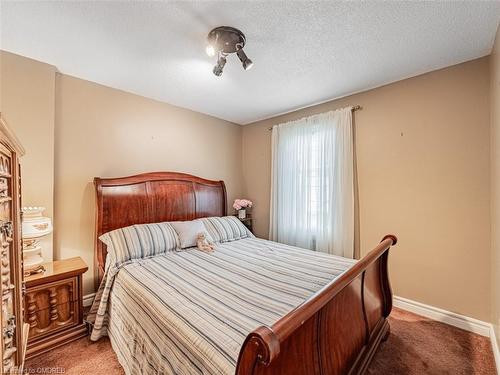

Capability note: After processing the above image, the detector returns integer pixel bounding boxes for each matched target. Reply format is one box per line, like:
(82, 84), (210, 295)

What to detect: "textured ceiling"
(1, 1), (500, 124)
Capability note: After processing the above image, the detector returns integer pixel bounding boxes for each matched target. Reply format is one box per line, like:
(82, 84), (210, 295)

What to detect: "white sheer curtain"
(269, 107), (354, 258)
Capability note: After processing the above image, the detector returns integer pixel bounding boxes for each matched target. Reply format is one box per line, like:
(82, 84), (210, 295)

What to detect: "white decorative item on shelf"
(21, 206), (52, 271)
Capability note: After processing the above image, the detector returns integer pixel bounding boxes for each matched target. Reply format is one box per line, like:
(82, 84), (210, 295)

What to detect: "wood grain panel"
(149, 181), (196, 222)
(318, 277), (366, 374)
(252, 318), (320, 375)
(195, 183), (226, 217)
(100, 183), (149, 233)
(363, 262), (384, 336)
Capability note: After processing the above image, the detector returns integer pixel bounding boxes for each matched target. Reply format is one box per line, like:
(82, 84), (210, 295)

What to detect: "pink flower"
(233, 199), (253, 210)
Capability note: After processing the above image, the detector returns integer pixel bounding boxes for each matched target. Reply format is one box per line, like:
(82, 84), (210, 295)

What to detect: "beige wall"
(490, 25), (500, 346)
(54, 75), (243, 294)
(242, 57), (491, 321)
(0, 51), (56, 261)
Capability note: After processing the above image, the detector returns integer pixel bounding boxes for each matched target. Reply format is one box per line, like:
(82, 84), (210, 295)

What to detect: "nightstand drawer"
(25, 277), (78, 311)
(26, 300), (80, 340)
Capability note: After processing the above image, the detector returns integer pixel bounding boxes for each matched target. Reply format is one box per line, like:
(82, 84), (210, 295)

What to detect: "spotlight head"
(213, 65), (223, 77)
(236, 48), (253, 70)
(206, 45), (215, 57)
(243, 58), (253, 70)
(213, 55), (227, 77)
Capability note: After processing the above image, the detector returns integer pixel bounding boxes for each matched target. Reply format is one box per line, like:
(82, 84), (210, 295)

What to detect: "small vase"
(238, 209), (246, 219)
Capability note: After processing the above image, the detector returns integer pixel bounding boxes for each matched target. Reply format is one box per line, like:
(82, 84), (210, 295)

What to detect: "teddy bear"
(196, 232), (216, 253)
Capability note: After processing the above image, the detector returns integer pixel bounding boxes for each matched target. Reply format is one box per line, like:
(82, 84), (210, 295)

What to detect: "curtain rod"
(267, 105), (362, 131)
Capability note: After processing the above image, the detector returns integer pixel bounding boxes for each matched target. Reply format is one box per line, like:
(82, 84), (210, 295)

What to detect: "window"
(270, 108), (355, 258)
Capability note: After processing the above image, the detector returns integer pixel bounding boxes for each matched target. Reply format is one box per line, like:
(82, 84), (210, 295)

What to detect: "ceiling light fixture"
(206, 26), (253, 77)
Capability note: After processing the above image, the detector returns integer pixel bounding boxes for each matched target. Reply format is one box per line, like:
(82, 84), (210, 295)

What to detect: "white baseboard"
(83, 292), (96, 307)
(394, 296), (499, 374)
(393, 296), (491, 337)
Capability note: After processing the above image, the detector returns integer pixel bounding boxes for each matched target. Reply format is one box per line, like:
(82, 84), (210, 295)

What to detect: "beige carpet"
(25, 308), (496, 374)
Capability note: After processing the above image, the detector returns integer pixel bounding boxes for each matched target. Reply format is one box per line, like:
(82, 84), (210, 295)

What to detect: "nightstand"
(236, 215), (253, 233)
(24, 257), (88, 359)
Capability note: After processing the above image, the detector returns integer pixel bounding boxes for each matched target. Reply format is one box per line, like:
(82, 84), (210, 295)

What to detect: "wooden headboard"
(93, 171), (227, 286)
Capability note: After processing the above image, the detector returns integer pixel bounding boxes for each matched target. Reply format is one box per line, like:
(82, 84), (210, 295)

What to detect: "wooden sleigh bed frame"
(94, 171), (397, 375)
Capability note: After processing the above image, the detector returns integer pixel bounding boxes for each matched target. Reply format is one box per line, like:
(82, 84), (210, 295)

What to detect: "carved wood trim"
(0, 114), (26, 371)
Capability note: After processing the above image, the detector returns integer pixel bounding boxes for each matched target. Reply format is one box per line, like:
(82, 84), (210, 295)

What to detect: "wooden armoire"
(0, 114), (28, 373)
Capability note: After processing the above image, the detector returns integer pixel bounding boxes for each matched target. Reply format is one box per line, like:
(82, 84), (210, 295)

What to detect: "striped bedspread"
(102, 237), (356, 375)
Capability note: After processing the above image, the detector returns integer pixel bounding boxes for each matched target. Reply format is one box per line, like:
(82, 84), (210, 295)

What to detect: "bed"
(89, 172), (397, 375)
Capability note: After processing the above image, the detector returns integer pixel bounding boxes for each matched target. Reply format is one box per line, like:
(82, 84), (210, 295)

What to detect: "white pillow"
(170, 220), (214, 249)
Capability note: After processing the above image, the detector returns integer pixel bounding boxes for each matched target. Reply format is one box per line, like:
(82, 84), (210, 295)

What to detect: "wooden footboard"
(236, 235), (397, 375)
